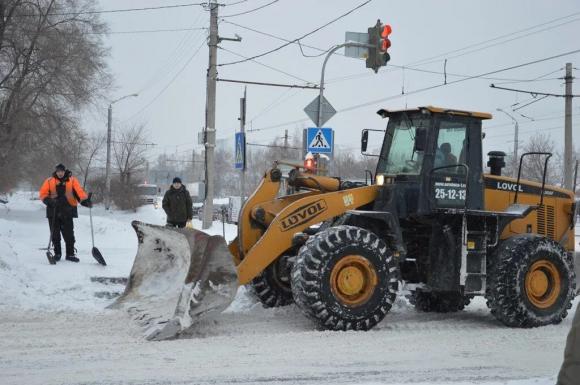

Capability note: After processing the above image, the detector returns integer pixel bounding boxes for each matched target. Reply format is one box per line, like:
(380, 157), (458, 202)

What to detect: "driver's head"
(440, 143), (451, 154)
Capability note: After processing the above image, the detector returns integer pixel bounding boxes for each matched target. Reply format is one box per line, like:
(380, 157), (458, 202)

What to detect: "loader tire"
(410, 290), (471, 313)
(251, 254), (294, 308)
(485, 235), (576, 327)
(291, 225), (398, 331)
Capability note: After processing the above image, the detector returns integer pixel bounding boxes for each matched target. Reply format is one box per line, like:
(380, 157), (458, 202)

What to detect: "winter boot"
(53, 243), (62, 261)
(65, 244), (78, 262)
(65, 255), (79, 263)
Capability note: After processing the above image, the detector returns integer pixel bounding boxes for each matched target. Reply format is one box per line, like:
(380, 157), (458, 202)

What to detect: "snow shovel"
(45, 208), (57, 265)
(88, 193), (106, 266)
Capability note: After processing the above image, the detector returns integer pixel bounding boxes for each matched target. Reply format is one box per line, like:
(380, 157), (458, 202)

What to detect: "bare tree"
(112, 124), (149, 186)
(520, 133), (558, 185)
(0, 0), (110, 191)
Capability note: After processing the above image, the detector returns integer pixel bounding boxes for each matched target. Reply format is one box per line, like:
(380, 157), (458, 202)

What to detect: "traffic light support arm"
(317, 42), (372, 127)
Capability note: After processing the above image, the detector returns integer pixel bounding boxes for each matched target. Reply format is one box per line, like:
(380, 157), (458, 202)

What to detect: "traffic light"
(366, 20), (392, 73)
(304, 153), (317, 173)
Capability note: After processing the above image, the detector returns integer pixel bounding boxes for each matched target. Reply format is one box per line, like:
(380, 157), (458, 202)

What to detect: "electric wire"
(249, 48), (580, 132)
(218, 47), (315, 84)
(122, 40), (207, 123)
(217, 0), (373, 66)
(221, 0), (280, 18)
(16, 3), (206, 17)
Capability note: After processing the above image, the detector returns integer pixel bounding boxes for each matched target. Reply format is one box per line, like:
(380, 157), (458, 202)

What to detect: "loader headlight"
(375, 174), (393, 186)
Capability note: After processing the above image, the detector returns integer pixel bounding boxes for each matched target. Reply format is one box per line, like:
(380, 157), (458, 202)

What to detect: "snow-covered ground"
(0, 192), (577, 385)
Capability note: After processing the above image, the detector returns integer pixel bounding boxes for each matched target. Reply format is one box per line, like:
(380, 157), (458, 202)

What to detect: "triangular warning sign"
(309, 129), (330, 149)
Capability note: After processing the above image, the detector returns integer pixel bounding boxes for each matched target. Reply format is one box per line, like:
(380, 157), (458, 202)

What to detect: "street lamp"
(105, 93), (138, 210)
(496, 108), (519, 175)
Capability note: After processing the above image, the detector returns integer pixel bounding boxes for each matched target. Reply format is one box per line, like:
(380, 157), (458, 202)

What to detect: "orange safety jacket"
(39, 174), (88, 207)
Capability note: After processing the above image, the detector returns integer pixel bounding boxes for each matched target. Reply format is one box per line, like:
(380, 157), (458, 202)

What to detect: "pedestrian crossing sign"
(234, 132), (246, 170)
(307, 127), (333, 154)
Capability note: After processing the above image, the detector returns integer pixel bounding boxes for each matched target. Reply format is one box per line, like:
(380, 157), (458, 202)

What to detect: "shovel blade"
(46, 251), (56, 265)
(92, 247), (107, 266)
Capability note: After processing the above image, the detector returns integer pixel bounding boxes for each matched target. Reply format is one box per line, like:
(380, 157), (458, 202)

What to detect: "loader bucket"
(110, 221), (238, 341)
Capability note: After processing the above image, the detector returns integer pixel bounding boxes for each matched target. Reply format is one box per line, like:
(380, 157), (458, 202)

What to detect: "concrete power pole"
(240, 87), (246, 202)
(564, 63), (574, 190)
(202, 2), (219, 229)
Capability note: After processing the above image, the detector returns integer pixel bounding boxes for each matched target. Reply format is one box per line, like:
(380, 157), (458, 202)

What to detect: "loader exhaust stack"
(110, 221), (237, 340)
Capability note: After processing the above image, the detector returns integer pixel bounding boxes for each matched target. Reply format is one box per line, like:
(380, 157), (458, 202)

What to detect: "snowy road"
(0, 193), (576, 385)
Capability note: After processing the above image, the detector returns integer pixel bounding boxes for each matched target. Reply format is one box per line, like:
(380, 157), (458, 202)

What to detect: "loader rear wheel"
(251, 253), (294, 308)
(291, 225), (398, 331)
(486, 235), (576, 327)
(410, 290), (472, 313)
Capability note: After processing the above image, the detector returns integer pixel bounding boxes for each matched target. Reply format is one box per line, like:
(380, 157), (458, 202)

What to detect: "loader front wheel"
(486, 235), (576, 327)
(291, 225), (398, 331)
(251, 254), (294, 308)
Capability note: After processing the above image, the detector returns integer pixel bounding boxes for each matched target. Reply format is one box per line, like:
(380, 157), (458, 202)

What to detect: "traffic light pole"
(316, 42), (371, 128)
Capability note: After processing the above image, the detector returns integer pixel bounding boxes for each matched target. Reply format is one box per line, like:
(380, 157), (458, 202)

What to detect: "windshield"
(137, 186), (157, 196)
(377, 114), (430, 175)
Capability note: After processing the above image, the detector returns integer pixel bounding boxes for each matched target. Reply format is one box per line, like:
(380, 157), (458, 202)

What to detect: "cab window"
(434, 120), (467, 173)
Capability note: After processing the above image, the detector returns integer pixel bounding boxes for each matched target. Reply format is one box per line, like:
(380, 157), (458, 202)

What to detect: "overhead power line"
(97, 27), (207, 35)
(250, 48), (580, 132)
(123, 40), (207, 123)
(221, 0), (280, 18)
(218, 46), (315, 84)
(217, 78), (319, 89)
(490, 84), (580, 97)
(217, 0), (373, 66)
(16, 3), (206, 17)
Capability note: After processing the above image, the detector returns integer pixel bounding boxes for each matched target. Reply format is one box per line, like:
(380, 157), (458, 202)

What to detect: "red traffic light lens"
(381, 38), (391, 51)
(381, 24), (392, 37)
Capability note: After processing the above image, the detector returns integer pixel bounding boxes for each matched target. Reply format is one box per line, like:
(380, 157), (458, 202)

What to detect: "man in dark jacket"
(162, 177), (193, 228)
(39, 164), (92, 262)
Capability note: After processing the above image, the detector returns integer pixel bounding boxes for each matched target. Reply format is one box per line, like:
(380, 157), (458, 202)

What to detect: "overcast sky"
(89, 0), (580, 169)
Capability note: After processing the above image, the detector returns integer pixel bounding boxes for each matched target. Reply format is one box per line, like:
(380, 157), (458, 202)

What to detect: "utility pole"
(283, 129), (289, 160)
(239, 87), (246, 202)
(202, 1), (219, 229)
(202, 1), (241, 229)
(564, 63), (574, 190)
(496, 108), (519, 175)
(105, 104), (112, 210)
(105, 93), (137, 210)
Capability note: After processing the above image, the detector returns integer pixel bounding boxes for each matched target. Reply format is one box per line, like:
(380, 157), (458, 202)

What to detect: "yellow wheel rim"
(525, 260), (561, 309)
(330, 255), (378, 307)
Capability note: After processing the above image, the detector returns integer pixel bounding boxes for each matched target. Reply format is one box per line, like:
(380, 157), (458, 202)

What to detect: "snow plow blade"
(110, 221), (238, 341)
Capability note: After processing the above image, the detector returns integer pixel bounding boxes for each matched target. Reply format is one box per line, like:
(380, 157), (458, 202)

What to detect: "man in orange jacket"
(39, 164), (91, 262)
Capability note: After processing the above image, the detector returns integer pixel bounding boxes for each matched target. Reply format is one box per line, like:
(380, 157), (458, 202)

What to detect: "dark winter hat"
(55, 163), (66, 171)
(172, 177), (182, 184)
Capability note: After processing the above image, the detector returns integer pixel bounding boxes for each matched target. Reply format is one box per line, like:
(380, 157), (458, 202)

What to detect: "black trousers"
(48, 215), (75, 255)
(166, 221), (186, 228)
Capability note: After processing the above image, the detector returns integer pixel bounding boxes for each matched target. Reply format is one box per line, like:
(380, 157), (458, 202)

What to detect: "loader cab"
(366, 106), (491, 218)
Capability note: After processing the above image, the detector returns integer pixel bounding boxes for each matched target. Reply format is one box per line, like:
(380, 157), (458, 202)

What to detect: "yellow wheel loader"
(113, 106), (577, 340)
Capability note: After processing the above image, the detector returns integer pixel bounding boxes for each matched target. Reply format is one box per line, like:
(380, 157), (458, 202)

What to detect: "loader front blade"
(109, 221), (238, 340)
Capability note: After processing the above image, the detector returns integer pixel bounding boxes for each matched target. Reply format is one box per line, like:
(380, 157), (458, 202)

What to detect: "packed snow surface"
(0, 191), (577, 385)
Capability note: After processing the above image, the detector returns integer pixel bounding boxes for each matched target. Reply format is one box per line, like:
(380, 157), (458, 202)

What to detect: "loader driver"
(162, 177), (193, 228)
(435, 142), (457, 168)
(39, 164), (92, 262)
